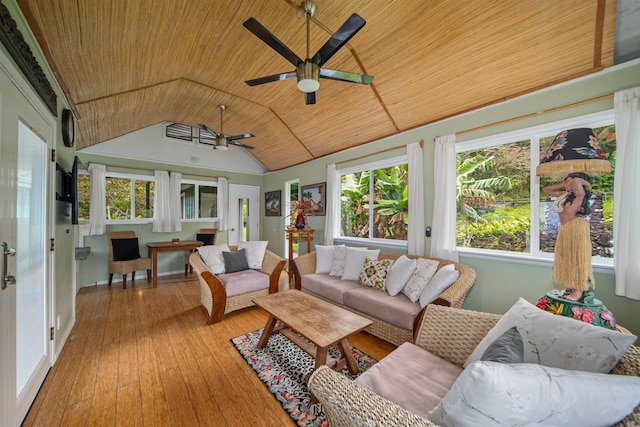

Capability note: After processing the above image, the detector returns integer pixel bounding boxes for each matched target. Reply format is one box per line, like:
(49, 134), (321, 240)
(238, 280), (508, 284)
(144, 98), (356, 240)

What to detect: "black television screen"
(71, 156), (79, 224)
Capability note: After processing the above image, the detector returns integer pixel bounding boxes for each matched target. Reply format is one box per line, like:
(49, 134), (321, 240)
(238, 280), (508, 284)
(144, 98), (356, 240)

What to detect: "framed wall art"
(301, 182), (326, 216)
(265, 190), (282, 216)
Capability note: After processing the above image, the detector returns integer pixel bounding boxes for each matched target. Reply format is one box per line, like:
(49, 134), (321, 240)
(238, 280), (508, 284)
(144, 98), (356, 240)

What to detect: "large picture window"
(456, 111), (615, 265)
(338, 156), (408, 243)
(77, 173), (219, 223)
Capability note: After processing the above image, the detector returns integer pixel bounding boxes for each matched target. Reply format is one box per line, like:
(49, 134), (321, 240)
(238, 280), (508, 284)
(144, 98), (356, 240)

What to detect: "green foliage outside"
(341, 164), (409, 240)
(457, 125), (616, 254)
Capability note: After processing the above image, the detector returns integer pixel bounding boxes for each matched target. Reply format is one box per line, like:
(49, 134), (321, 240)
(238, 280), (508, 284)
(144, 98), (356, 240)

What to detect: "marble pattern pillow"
(358, 257), (393, 290)
(237, 240), (268, 269)
(197, 243), (230, 274)
(427, 361), (640, 427)
(465, 297), (638, 373)
(385, 255), (417, 296)
(329, 245), (347, 276)
(418, 264), (459, 308)
(341, 247), (380, 281)
(402, 258), (439, 303)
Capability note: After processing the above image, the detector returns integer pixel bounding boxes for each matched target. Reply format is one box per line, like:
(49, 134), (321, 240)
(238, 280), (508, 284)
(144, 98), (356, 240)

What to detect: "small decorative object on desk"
(171, 238), (180, 244)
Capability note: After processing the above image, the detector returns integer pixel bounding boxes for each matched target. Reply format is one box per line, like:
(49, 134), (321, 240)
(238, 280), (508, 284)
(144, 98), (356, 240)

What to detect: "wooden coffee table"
(252, 290), (373, 374)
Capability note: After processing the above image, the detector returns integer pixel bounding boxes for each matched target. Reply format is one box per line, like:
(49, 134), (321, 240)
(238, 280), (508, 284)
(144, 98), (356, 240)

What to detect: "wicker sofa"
(308, 303), (640, 427)
(189, 247), (286, 324)
(292, 251), (476, 346)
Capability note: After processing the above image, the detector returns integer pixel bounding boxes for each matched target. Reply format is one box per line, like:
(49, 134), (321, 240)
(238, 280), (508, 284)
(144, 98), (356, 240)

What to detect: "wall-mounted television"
(56, 156), (79, 224)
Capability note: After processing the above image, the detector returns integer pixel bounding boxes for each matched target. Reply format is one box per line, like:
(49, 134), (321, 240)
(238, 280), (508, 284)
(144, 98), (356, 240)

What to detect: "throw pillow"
(111, 238), (141, 261)
(402, 258), (439, 303)
(427, 361), (640, 427)
(358, 257), (393, 290)
(196, 233), (215, 246)
(237, 241), (268, 269)
(480, 326), (524, 364)
(385, 255), (417, 296)
(418, 264), (459, 308)
(222, 248), (250, 273)
(315, 245), (342, 274)
(341, 247), (380, 281)
(196, 243), (230, 274)
(329, 245), (347, 276)
(465, 297), (638, 373)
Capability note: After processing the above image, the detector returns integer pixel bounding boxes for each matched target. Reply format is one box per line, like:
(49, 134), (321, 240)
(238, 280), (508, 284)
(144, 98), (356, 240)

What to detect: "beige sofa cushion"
(343, 286), (421, 330)
(218, 270), (269, 297)
(300, 274), (361, 304)
(356, 342), (462, 418)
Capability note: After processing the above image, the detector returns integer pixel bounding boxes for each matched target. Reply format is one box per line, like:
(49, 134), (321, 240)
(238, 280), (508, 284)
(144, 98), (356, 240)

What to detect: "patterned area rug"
(231, 329), (377, 427)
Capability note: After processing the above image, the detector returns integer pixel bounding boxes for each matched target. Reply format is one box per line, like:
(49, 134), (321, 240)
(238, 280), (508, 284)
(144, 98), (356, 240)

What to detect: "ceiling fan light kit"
(243, 0), (373, 104)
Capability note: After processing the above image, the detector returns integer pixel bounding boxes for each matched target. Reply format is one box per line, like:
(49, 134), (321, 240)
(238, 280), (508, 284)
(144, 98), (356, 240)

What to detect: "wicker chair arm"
(259, 250), (286, 293)
(292, 252), (316, 290)
(308, 366), (439, 427)
(428, 258), (476, 308)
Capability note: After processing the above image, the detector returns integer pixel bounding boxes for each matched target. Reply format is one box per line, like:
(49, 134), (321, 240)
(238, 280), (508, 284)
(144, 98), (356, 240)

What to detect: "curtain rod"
(436, 94), (613, 140)
(335, 140), (423, 166)
(85, 162), (228, 180)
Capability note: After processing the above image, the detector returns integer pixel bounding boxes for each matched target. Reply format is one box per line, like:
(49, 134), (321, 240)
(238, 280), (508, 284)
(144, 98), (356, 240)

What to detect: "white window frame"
(455, 110), (615, 271)
(180, 178), (220, 222)
(105, 172), (155, 225)
(335, 155), (409, 249)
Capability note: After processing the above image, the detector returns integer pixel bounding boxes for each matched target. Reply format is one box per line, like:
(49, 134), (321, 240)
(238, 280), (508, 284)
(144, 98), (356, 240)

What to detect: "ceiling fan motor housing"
(297, 62), (320, 92)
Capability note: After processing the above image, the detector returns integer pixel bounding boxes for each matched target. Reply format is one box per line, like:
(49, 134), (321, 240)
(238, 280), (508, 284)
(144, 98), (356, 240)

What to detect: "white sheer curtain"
(430, 134), (459, 261)
(613, 87), (640, 300)
(407, 142), (425, 255)
(324, 163), (339, 245)
(88, 163), (106, 235)
(152, 170), (182, 232)
(218, 177), (228, 231)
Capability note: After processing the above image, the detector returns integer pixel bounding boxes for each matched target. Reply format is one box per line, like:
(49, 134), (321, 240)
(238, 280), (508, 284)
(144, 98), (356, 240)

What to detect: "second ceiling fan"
(243, 0), (373, 105)
(197, 105), (255, 150)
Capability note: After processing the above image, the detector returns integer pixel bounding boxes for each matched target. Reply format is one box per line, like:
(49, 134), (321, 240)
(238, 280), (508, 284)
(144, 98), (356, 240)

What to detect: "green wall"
(263, 61), (640, 335)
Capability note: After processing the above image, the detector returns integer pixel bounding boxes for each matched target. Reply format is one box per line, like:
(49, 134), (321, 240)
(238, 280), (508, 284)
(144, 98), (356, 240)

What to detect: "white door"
(228, 184), (259, 246)
(0, 52), (53, 425)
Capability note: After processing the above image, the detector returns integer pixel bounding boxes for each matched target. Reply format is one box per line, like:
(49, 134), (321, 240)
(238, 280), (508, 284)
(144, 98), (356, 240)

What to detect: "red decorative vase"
(295, 211), (306, 229)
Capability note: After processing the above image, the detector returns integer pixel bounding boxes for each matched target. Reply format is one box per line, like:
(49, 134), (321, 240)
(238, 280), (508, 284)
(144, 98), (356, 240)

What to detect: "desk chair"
(107, 231), (152, 289)
(185, 228), (217, 275)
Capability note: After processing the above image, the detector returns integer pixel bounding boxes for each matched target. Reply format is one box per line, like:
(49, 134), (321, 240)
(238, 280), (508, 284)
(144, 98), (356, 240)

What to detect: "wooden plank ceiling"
(18, 0), (616, 171)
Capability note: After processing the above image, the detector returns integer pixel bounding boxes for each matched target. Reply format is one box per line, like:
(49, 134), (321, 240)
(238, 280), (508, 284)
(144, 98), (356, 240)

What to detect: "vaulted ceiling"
(18, 0), (616, 171)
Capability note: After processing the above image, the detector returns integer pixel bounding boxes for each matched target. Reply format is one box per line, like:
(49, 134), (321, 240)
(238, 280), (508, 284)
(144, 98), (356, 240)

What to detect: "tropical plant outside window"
(456, 114), (615, 261)
(181, 182), (218, 220)
(339, 159), (408, 241)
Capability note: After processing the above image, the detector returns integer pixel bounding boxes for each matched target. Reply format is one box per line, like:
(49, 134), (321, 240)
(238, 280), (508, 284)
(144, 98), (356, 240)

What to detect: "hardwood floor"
(22, 274), (396, 426)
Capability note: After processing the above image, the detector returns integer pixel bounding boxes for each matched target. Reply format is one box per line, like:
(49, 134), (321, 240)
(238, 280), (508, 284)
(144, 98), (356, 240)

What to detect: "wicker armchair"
(308, 304), (640, 427)
(107, 231), (152, 289)
(189, 247), (286, 324)
(184, 228), (217, 275)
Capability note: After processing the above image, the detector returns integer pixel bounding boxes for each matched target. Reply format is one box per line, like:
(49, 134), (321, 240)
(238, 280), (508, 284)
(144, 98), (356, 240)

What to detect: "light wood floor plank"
(24, 273), (396, 426)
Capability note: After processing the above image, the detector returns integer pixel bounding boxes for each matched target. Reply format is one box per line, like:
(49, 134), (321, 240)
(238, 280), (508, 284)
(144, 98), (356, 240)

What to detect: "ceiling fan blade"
(226, 133), (255, 141)
(197, 123), (219, 137)
(312, 14), (366, 66)
(245, 71), (296, 86)
(229, 140), (255, 149)
(243, 18), (303, 67)
(319, 68), (373, 85)
(305, 92), (316, 105)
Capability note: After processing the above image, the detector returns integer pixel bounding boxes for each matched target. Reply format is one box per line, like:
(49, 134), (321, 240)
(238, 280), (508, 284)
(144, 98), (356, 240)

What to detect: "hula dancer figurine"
(542, 172), (593, 301)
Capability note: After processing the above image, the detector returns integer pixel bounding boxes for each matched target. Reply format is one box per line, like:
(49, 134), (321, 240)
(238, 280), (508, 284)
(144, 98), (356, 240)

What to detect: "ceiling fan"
(243, 0), (373, 105)
(197, 105), (255, 150)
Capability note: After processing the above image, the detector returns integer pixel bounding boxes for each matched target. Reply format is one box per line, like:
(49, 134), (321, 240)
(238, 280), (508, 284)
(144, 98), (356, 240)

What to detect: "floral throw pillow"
(358, 257), (393, 290)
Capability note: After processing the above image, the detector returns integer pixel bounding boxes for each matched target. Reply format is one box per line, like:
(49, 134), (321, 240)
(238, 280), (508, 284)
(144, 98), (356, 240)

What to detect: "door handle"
(2, 242), (16, 290)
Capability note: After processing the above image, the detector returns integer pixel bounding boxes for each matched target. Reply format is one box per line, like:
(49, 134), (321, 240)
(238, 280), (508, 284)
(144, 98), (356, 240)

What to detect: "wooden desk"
(285, 227), (313, 284)
(147, 240), (203, 287)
